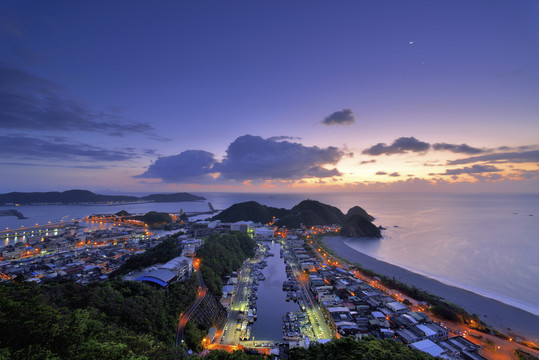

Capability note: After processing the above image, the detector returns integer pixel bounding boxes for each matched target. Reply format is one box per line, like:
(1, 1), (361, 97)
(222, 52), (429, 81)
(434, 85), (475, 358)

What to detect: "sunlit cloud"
(136, 135), (346, 183)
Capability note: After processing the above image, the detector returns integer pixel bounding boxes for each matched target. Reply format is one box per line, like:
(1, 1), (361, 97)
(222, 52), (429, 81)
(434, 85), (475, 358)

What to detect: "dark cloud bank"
(0, 66), (163, 139)
(136, 135), (345, 183)
(362, 137), (484, 156)
(0, 134), (142, 162)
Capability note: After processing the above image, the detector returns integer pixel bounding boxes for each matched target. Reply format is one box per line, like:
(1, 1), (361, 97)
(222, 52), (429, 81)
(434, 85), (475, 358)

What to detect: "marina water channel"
(249, 240), (300, 341)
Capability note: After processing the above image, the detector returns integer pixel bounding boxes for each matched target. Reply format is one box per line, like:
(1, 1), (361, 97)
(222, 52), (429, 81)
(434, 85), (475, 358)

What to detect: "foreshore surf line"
(322, 236), (539, 341)
(342, 239), (539, 318)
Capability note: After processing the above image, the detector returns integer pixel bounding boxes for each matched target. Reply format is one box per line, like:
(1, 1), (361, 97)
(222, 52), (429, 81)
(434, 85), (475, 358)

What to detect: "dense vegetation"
(115, 209), (131, 217)
(111, 236), (182, 277)
(339, 206), (381, 238)
(288, 336), (434, 360)
(514, 349), (539, 360)
(211, 201), (287, 223)
(0, 278), (198, 359)
(136, 211), (174, 226)
(213, 200), (380, 238)
(142, 193), (205, 202)
(345, 206), (375, 221)
(340, 214), (382, 238)
(197, 232), (256, 296)
(0, 190), (204, 205)
(276, 200), (344, 228)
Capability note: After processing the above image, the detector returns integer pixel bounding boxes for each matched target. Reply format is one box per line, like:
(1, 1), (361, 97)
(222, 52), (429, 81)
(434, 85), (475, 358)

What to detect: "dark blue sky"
(1, 1), (538, 192)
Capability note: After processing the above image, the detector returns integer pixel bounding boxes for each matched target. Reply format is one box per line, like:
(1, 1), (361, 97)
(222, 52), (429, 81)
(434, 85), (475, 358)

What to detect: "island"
(0, 189), (205, 205)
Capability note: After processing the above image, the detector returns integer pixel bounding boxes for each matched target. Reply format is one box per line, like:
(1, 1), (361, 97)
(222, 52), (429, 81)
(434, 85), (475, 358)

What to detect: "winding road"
(176, 260), (207, 346)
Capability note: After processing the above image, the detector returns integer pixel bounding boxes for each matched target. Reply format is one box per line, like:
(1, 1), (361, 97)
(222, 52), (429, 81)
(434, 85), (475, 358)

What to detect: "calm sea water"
(250, 241), (300, 340)
(1, 192), (538, 316)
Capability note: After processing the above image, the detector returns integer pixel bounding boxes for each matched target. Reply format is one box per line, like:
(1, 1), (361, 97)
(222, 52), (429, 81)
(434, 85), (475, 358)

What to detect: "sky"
(1, 0), (539, 194)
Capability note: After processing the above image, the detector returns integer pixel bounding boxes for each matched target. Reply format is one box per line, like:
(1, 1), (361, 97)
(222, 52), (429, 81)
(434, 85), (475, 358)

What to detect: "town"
(1, 209), (520, 360)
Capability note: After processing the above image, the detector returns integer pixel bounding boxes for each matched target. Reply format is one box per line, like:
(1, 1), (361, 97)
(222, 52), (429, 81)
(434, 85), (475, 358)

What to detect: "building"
(135, 256), (193, 287)
(230, 221), (255, 235)
(410, 339), (445, 357)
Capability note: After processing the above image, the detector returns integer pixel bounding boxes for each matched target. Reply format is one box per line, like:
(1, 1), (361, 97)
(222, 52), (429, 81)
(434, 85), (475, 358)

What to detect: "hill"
(339, 205), (381, 238)
(0, 190), (205, 205)
(275, 200), (345, 228)
(213, 199), (382, 238)
(345, 205), (375, 221)
(141, 192), (205, 202)
(210, 201), (287, 223)
(340, 214), (382, 238)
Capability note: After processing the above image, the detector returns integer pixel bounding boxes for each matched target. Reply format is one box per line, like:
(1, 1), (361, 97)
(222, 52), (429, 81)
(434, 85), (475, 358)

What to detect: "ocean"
(1, 191), (538, 317)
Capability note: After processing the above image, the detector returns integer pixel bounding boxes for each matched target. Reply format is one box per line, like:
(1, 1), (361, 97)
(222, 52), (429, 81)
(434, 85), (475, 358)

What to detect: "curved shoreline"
(322, 236), (539, 340)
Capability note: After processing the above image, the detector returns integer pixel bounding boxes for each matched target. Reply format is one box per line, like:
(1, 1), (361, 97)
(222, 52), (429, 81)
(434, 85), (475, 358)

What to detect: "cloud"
(216, 135), (343, 180)
(448, 150), (539, 165)
(376, 171), (399, 177)
(497, 69), (524, 78)
(0, 134), (142, 162)
(471, 173), (504, 182)
(359, 160), (376, 165)
(135, 150), (217, 183)
(433, 143), (484, 154)
(322, 109), (355, 126)
(267, 135), (301, 141)
(439, 164), (502, 176)
(516, 169), (539, 180)
(136, 135), (345, 183)
(0, 67), (165, 139)
(0, 162), (106, 169)
(362, 137), (430, 156)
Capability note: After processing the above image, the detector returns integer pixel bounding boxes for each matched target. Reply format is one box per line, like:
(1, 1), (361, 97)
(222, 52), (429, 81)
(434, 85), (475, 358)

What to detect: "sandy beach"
(322, 236), (539, 341)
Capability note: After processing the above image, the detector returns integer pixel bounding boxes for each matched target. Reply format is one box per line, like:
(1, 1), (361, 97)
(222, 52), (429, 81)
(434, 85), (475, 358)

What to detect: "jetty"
(0, 221), (78, 241)
(0, 210), (27, 219)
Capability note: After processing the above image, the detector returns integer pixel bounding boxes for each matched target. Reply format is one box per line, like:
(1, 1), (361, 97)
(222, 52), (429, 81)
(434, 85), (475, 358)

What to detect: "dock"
(0, 221), (78, 240)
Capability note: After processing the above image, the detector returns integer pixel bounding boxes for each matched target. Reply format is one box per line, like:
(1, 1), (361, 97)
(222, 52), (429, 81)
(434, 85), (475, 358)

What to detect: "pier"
(0, 210), (27, 219)
(0, 221), (78, 240)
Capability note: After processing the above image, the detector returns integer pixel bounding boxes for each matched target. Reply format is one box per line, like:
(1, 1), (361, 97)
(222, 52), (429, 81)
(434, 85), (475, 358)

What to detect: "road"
(176, 260), (206, 346)
(288, 256), (333, 340)
(220, 258), (255, 346)
(311, 237), (539, 360)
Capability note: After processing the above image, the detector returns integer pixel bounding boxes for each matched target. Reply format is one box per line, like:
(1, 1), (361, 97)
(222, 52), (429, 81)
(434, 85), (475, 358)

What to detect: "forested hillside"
(197, 232), (256, 296)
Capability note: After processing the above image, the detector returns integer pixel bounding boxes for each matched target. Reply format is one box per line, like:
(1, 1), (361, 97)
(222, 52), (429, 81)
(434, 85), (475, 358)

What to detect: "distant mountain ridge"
(0, 189), (205, 205)
(212, 199), (382, 238)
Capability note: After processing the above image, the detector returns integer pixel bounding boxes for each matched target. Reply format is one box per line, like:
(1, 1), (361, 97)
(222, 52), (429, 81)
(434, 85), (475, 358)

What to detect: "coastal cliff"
(339, 206), (381, 238)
